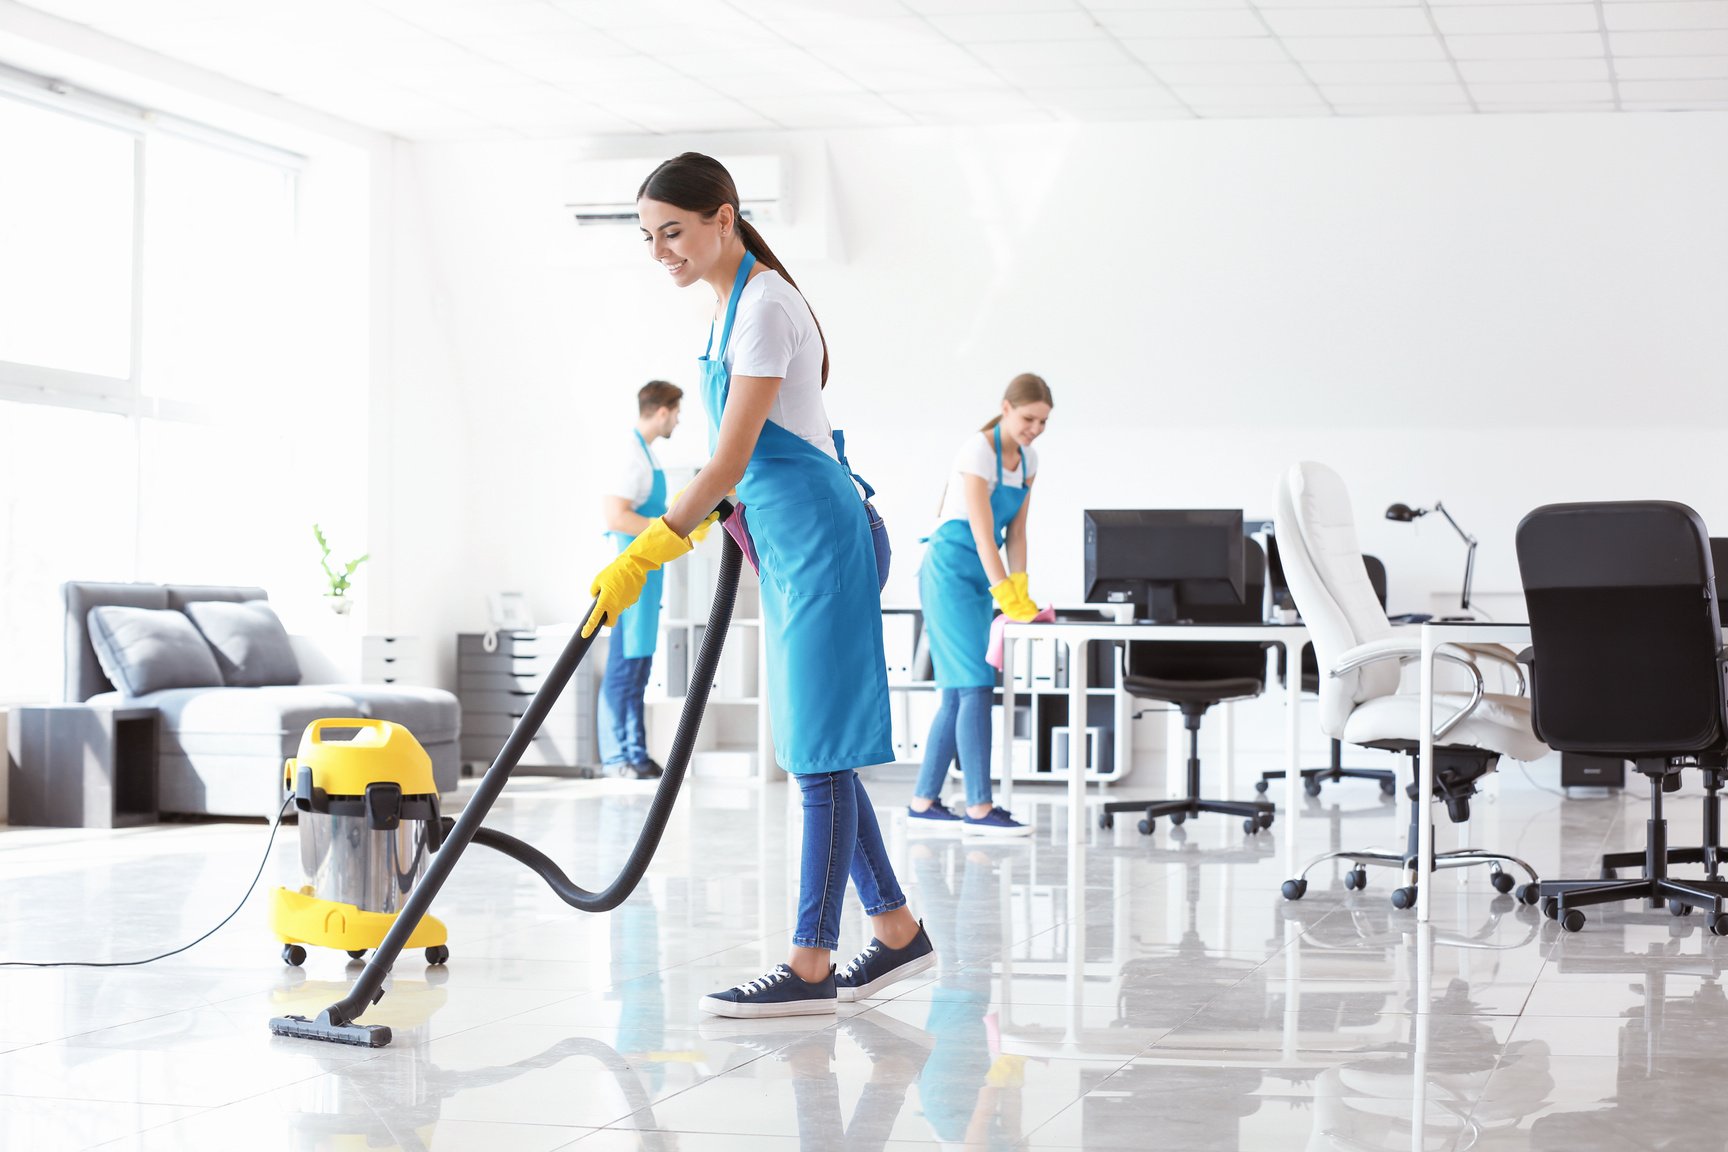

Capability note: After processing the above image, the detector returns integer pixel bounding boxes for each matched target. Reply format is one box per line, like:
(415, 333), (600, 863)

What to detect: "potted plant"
(314, 524), (369, 615)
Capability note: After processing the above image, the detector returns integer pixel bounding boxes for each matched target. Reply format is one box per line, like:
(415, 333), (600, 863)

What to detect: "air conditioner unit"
(567, 154), (785, 227)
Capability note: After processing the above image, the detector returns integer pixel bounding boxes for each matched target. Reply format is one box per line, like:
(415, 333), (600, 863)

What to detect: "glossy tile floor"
(3, 765), (1727, 1150)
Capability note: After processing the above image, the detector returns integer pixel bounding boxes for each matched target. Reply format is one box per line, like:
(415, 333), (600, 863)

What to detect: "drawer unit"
(361, 634), (425, 685)
(456, 628), (600, 774)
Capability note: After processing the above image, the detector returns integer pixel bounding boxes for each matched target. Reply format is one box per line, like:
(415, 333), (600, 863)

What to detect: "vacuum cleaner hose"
(275, 504), (741, 1045)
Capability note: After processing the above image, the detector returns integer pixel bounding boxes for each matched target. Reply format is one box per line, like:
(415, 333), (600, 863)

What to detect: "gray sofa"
(65, 582), (459, 818)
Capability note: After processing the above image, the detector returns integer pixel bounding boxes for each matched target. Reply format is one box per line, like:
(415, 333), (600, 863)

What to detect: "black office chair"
(1256, 545), (1397, 800)
(1098, 538), (1276, 837)
(1515, 501), (1728, 934)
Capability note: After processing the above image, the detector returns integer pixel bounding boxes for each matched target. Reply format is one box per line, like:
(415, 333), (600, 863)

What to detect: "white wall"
(384, 111), (1728, 730)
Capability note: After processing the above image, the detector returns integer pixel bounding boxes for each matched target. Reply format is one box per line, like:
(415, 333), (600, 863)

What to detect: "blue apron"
(700, 253), (893, 774)
(605, 429), (668, 660)
(919, 425), (1028, 689)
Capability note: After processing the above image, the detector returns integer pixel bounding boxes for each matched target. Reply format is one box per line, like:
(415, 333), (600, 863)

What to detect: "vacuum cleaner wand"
(271, 501), (740, 1048)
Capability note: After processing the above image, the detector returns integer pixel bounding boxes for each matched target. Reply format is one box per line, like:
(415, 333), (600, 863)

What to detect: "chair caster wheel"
(1258, 812), (1274, 829)
(1390, 886), (1417, 910)
(1098, 813), (1114, 830)
(1380, 779), (1396, 797)
(1669, 898), (1695, 917)
(1169, 812), (1187, 826)
(1243, 818), (1258, 834)
(1561, 908), (1587, 933)
(1344, 868), (1368, 891)
(1490, 871), (1515, 895)
(425, 945), (450, 965)
(346, 949), (367, 959)
(1711, 913), (1728, 937)
(1304, 780), (1323, 798)
(1541, 897), (1559, 920)
(1517, 883), (1541, 906)
(1254, 779), (1270, 794)
(1282, 879), (1307, 901)
(282, 944), (306, 967)
(1137, 819), (1154, 836)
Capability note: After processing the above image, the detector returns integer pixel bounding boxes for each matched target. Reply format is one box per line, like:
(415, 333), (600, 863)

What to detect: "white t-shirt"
(605, 431), (662, 509)
(936, 431), (1037, 526)
(713, 269), (836, 460)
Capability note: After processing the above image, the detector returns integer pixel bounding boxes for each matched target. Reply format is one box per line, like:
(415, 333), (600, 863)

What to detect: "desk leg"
(1285, 641), (1303, 879)
(999, 636), (1016, 811)
(1411, 921), (1433, 1152)
(1416, 628), (1438, 924)
(1069, 639), (1089, 852)
(1221, 700), (1235, 801)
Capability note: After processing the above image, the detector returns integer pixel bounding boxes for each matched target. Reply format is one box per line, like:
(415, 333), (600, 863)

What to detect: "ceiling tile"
(740, 93), (917, 127)
(1302, 59), (1460, 82)
(1619, 97), (1728, 107)
(1335, 102), (1472, 114)
(1318, 81), (1470, 103)
(1432, 5), (1602, 35)
(1604, 2), (1728, 32)
(1610, 28), (1728, 52)
(889, 89), (1056, 122)
(601, 98), (778, 133)
(1466, 79), (1617, 100)
(1121, 36), (1293, 62)
(1150, 60), (1314, 84)
(1168, 82), (1328, 105)
(967, 40), (1133, 70)
(765, 13), (949, 48)
(1475, 99), (1618, 110)
(1284, 35), (1449, 61)
(810, 41), (1005, 86)
(1190, 103), (1331, 116)
(1617, 76), (1728, 97)
(924, 11), (1111, 41)
(1458, 57), (1611, 82)
(1444, 32), (1606, 58)
(1262, 8), (1435, 37)
(1612, 54), (1728, 77)
(903, 0), (1090, 11)
(1023, 85), (1187, 111)
(983, 61), (1161, 87)
(1093, 9), (1269, 37)
(695, 66), (866, 99)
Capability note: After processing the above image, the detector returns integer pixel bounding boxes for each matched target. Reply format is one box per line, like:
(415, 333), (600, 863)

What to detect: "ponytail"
(981, 372), (1054, 432)
(738, 217), (829, 388)
(639, 152), (830, 387)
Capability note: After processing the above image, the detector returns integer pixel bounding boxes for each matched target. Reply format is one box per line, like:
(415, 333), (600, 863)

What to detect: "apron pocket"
(751, 496), (842, 598)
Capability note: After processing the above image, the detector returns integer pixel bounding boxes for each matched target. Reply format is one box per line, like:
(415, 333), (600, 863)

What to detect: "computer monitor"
(1083, 509), (1245, 623)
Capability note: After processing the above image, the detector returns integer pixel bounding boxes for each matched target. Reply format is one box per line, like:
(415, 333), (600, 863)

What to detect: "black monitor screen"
(1084, 509), (1245, 623)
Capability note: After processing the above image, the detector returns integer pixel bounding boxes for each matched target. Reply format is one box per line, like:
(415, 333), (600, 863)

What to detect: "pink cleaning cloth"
(987, 605), (1056, 670)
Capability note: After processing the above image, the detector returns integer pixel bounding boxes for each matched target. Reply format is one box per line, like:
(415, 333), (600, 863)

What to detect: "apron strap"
(994, 424), (1004, 487)
(633, 428), (654, 467)
(712, 251), (757, 361)
(831, 429), (877, 501)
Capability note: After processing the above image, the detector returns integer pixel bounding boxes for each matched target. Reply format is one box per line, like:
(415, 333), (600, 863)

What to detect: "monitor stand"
(1144, 583), (1179, 625)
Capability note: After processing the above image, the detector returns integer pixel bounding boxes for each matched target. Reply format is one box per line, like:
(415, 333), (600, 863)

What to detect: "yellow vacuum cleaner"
(271, 718), (451, 968)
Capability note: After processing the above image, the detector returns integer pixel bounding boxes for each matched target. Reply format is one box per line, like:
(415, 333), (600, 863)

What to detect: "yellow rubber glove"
(582, 518), (693, 638)
(990, 578), (1039, 623)
(1010, 571), (1037, 613)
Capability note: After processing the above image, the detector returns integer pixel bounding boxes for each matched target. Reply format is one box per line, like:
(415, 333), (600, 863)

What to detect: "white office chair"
(1275, 461), (1548, 909)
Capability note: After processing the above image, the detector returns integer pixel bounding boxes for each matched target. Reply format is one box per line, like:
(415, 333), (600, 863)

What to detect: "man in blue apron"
(596, 380), (683, 779)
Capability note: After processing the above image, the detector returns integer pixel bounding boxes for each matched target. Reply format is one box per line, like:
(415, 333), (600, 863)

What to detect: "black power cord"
(0, 795), (294, 968)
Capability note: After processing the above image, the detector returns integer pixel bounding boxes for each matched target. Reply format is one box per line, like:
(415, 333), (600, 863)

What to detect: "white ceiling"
(18, 0), (1728, 138)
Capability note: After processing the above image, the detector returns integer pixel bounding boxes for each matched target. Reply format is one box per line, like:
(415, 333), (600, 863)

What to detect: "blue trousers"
(598, 629), (653, 768)
(913, 687), (994, 809)
(795, 769), (906, 951)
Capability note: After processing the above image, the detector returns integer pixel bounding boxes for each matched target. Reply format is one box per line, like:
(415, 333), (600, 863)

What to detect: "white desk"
(1415, 620), (1532, 923)
(1000, 620), (1311, 873)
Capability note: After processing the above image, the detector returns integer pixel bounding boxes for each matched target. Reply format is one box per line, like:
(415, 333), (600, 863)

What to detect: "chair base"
(1255, 739), (1396, 798)
(1096, 708), (1274, 838)
(1544, 761), (1728, 933)
(1599, 764), (1727, 882)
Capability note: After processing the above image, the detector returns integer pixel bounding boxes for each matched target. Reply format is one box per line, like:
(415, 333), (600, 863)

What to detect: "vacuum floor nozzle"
(269, 1012), (393, 1047)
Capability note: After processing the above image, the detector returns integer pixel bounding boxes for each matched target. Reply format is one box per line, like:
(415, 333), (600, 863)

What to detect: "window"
(0, 79), (355, 705)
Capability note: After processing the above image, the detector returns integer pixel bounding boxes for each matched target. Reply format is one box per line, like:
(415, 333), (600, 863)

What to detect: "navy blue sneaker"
(835, 921), (937, 1003)
(963, 806), (1031, 837)
(908, 798), (964, 832)
(700, 964), (837, 1019)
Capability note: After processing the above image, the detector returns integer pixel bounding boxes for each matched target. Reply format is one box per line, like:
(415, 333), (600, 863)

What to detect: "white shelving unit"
(648, 529), (772, 779)
(885, 607), (1127, 785)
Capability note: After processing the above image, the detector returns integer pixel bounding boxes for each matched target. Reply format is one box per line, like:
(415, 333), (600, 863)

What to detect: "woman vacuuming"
(909, 375), (1054, 837)
(583, 152), (934, 1018)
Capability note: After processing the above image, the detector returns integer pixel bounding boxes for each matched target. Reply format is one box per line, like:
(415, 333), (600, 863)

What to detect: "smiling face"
(1000, 400), (1051, 447)
(638, 197), (732, 290)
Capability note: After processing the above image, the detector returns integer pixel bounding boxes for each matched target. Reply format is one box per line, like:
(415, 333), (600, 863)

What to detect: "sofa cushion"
(87, 606), (224, 697)
(185, 601), (302, 688)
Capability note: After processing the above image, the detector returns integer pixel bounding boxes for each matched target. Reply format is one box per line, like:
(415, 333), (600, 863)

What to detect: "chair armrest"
(1456, 643), (1527, 696)
(1329, 637), (1486, 741)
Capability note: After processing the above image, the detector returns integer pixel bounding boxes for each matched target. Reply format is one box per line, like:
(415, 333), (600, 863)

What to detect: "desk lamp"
(1385, 501), (1479, 618)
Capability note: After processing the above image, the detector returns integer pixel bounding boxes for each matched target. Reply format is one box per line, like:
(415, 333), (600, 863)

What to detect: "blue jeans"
(598, 629), (653, 768)
(794, 769), (907, 951)
(913, 687), (994, 809)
